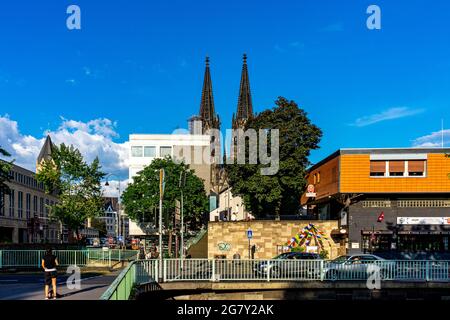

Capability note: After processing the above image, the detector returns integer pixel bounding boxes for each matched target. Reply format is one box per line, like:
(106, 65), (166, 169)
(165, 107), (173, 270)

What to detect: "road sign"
(247, 228), (253, 239)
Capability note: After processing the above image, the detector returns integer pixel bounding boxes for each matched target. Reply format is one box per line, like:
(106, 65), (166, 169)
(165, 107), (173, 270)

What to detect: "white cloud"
(412, 129), (450, 148)
(0, 115), (129, 179)
(102, 179), (130, 198)
(351, 107), (425, 127)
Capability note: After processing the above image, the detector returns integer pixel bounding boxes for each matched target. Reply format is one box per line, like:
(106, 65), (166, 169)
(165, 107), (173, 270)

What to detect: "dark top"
(43, 254), (57, 270)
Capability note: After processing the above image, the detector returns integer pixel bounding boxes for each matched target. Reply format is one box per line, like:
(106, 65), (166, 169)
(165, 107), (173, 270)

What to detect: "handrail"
(100, 261), (136, 300)
(185, 228), (207, 251)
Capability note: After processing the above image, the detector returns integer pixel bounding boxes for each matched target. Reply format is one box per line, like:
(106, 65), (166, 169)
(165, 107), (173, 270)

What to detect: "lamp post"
(159, 169), (165, 279)
(179, 170), (186, 260)
(105, 174), (122, 249)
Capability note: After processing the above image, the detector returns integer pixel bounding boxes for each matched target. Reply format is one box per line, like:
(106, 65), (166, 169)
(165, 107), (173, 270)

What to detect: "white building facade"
(128, 133), (212, 236)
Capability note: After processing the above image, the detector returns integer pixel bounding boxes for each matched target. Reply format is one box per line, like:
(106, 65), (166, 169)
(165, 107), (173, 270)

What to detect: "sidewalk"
(0, 270), (119, 300)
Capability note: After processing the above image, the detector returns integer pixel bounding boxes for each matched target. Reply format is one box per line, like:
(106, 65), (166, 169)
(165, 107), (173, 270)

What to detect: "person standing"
(41, 248), (59, 300)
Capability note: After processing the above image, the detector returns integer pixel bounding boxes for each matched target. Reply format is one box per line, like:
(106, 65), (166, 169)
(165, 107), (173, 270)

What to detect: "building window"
(0, 189), (4, 216)
(131, 146), (143, 157)
(313, 173), (317, 184)
(33, 195), (38, 217)
(370, 161), (386, 176)
(26, 193), (31, 219)
(389, 160), (405, 176)
(160, 146), (172, 157)
(408, 160), (426, 176)
(317, 172), (321, 184)
(144, 146), (156, 157)
(18, 191), (23, 218)
(9, 189), (15, 217)
(40, 197), (44, 218)
(45, 199), (50, 217)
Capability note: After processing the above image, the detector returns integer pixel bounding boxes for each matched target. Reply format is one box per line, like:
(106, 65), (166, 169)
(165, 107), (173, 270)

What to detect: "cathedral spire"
(199, 56), (219, 132)
(233, 53), (253, 129)
(36, 135), (55, 173)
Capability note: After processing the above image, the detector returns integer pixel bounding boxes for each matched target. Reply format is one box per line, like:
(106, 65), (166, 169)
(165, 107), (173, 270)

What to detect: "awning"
(361, 230), (393, 235)
(397, 231), (450, 235)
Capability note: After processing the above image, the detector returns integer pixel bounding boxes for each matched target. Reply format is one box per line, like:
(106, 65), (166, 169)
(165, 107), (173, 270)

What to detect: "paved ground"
(0, 270), (119, 300)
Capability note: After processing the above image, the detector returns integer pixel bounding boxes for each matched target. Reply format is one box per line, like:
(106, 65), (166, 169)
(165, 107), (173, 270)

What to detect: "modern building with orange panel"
(301, 148), (450, 256)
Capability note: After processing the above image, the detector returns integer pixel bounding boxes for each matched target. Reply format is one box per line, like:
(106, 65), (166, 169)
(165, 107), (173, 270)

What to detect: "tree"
(122, 157), (208, 230)
(37, 144), (105, 241)
(227, 97), (322, 219)
(0, 146), (13, 193)
(0, 146), (13, 217)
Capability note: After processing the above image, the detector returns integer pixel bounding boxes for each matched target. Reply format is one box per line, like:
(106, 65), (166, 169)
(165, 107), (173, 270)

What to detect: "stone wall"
(208, 220), (341, 259)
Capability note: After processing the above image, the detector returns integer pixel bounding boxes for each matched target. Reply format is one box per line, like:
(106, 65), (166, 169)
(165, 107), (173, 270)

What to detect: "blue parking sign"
(247, 228), (253, 239)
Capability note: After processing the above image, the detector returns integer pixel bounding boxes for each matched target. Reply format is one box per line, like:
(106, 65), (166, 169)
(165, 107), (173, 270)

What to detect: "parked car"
(323, 254), (395, 281)
(254, 252), (322, 279)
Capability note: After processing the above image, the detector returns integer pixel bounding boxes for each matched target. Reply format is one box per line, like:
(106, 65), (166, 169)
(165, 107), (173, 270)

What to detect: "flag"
(377, 211), (385, 222)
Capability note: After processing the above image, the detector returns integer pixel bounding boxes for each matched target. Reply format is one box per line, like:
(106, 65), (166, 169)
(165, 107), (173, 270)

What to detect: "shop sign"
(306, 184), (316, 198)
(397, 217), (450, 225)
(351, 242), (360, 249)
(306, 246), (318, 253)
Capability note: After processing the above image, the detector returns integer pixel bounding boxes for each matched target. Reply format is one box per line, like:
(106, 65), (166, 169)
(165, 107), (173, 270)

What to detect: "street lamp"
(179, 170), (186, 260)
(105, 174), (123, 249)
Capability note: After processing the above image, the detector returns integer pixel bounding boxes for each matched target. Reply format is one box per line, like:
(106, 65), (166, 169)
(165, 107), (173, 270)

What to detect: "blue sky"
(1, 0), (449, 180)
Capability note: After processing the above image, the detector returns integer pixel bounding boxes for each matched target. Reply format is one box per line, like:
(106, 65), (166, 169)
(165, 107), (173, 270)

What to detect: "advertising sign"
(397, 217), (450, 225)
(306, 184), (316, 198)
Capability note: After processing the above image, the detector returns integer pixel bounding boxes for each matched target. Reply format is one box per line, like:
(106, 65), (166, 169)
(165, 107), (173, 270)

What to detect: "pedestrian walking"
(41, 248), (59, 300)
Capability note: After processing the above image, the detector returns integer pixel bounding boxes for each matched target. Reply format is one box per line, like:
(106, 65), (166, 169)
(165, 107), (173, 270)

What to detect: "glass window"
(9, 190), (15, 217)
(33, 195), (38, 216)
(0, 189), (4, 216)
(370, 161), (386, 177)
(131, 146), (143, 157)
(18, 192), (23, 218)
(40, 198), (44, 218)
(26, 193), (31, 219)
(45, 199), (50, 217)
(160, 146), (172, 157)
(144, 146), (156, 157)
(408, 160), (426, 176)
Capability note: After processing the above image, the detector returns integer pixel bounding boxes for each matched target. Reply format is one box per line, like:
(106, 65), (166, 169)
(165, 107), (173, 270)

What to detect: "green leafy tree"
(37, 144), (105, 241)
(227, 97), (322, 219)
(122, 157), (208, 230)
(0, 146), (13, 193)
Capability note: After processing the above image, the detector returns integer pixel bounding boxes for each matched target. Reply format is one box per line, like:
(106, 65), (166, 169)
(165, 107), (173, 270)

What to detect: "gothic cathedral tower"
(231, 54), (254, 159)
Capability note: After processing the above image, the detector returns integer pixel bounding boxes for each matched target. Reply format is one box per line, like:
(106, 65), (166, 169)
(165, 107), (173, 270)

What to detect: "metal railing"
(161, 259), (450, 282)
(0, 249), (138, 269)
(100, 259), (158, 300)
(100, 258), (450, 300)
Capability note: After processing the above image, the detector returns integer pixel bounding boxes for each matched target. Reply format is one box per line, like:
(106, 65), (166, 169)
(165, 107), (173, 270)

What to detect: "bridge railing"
(0, 249), (139, 269)
(100, 258), (450, 300)
(100, 259), (159, 300)
(161, 259), (450, 282)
